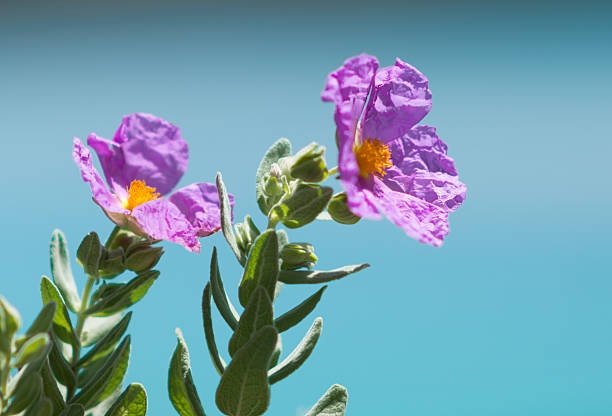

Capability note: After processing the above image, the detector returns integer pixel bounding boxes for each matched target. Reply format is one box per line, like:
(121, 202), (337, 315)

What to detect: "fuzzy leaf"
(41, 358), (66, 414)
(48, 341), (76, 389)
(216, 172), (243, 265)
(77, 232), (103, 278)
(168, 329), (206, 416)
(59, 404), (85, 416)
(85, 271), (158, 316)
(78, 313), (131, 367)
(304, 384), (348, 416)
(274, 286), (327, 333)
(215, 326), (278, 416)
(50, 230), (81, 312)
(209, 248), (239, 330)
(105, 383), (147, 416)
(201, 283), (226, 376)
(6, 372), (42, 415)
(256, 138), (291, 215)
(12, 333), (50, 368)
(81, 313), (124, 347)
(228, 287), (273, 357)
(238, 230), (279, 307)
(269, 184), (333, 229)
(278, 264), (369, 284)
(24, 397), (53, 416)
(268, 318), (322, 384)
(40, 276), (77, 346)
(23, 302), (56, 339)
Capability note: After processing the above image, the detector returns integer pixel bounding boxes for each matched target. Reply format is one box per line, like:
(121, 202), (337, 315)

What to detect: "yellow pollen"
(354, 138), (392, 179)
(123, 180), (160, 211)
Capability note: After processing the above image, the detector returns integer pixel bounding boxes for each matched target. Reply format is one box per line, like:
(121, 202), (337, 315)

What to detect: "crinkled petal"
(169, 182), (234, 237)
(72, 138), (127, 216)
(362, 58), (432, 143)
(87, 113), (188, 196)
(368, 179), (450, 247)
(321, 53), (379, 105)
(384, 125), (466, 211)
(129, 199), (200, 253)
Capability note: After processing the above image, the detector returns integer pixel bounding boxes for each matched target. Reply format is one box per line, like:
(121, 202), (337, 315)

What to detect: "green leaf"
(278, 264), (370, 284)
(168, 329), (206, 416)
(274, 286), (327, 333)
(78, 313), (131, 367)
(104, 383), (147, 416)
(5, 372), (42, 415)
(41, 358), (67, 414)
(268, 318), (322, 384)
(209, 248), (239, 331)
(0, 295), (21, 339)
(81, 313), (124, 347)
(201, 283), (226, 376)
(12, 333), (50, 368)
(269, 184), (333, 229)
(24, 302), (57, 339)
(59, 404), (85, 416)
(228, 287), (273, 357)
(85, 271), (158, 316)
(216, 172), (243, 265)
(48, 340), (76, 389)
(77, 232), (103, 278)
(256, 138), (291, 215)
(238, 230), (279, 307)
(24, 397), (53, 416)
(73, 336), (131, 409)
(40, 276), (77, 346)
(215, 326), (278, 416)
(50, 230), (81, 312)
(304, 384), (348, 416)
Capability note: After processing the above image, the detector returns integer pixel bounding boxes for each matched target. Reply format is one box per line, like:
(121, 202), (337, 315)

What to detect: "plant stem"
(327, 166), (338, 176)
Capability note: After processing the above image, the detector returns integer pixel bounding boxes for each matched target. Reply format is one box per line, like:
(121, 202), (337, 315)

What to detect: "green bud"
(290, 142), (328, 182)
(125, 244), (164, 273)
(280, 243), (318, 270)
(98, 247), (126, 279)
(107, 229), (140, 251)
(327, 192), (361, 225)
(263, 175), (284, 197)
(77, 232), (103, 277)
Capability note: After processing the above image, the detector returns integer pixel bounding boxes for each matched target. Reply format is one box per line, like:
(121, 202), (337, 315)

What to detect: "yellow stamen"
(123, 180), (160, 211)
(354, 138), (392, 179)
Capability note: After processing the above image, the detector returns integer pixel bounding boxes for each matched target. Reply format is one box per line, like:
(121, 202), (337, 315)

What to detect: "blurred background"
(1, 0), (611, 414)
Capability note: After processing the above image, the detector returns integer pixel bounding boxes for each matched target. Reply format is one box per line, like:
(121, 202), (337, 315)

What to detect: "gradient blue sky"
(1, 1), (611, 415)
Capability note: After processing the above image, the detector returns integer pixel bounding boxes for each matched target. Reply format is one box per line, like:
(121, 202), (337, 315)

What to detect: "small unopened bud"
(264, 175), (284, 197)
(280, 243), (318, 270)
(269, 163), (282, 178)
(125, 243), (164, 273)
(290, 143), (328, 183)
(327, 192), (360, 225)
(98, 247), (126, 279)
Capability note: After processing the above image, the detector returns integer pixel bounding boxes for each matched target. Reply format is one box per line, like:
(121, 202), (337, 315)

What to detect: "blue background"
(1, 1), (611, 414)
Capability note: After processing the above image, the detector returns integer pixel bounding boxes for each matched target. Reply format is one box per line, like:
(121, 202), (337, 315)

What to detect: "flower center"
(123, 180), (160, 211)
(354, 138), (392, 179)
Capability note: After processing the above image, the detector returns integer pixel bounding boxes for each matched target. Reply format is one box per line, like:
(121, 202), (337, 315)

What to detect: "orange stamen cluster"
(124, 180), (160, 211)
(354, 138), (392, 179)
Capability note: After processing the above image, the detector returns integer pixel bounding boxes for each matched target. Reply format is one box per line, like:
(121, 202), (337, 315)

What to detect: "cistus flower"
(73, 113), (232, 253)
(321, 54), (466, 246)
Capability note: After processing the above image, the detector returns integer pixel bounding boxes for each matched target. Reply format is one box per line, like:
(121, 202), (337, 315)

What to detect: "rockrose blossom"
(73, 113), (232, 253)
(321, 54), (466, 246)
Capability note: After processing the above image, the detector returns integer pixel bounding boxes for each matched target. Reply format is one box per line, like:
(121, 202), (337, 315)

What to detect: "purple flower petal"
(169, 182), (233, 237)
(72, 138), (127, 217)
(87, 113), (188, 196)
(384, 125), (466, 211)
(362, 58), (432, 143)
(321, 53), (379, 105)
(129, 199), (200, 253)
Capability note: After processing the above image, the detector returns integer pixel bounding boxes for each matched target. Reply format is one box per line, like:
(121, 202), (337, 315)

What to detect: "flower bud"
(280, 243), (318, 270)
(290, 143), (328, 182)
(125, 242), (164, 273)
(327, 192), (361, 225)
(263, 175), (284, 197)
(98, 247), (126, 279)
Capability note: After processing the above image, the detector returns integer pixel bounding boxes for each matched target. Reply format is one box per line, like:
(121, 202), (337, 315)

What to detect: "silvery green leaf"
(78, 313), (131, 368)
(228, 287), (273, 357)
(73, 336), (130, 409)
(278, 264), (370, 284)
(268, 318), (322, 384)
(215, 326), (278, 416)
(50, 230), (81, 312)
(5, 372), (42, 415)
(256, 138), (291, 215)
(24, 397), (53, 416)
(41, 358), (66, 414)
(85, 271), (158, 316)
(274, 286), (327, 333)
(24, 302), (56, 339)
(201, 283), (226, 376)
(209, 248), (239, 331)
(304, 384), (348, 416)
(12, 333), (50, 368)
(49, 340), (76, 389)
(40, 276), (77, 346)
(0, 295), (21, 339)
(81, 313), (124, 347)
(168, 329), (206, 416)
(77, 232), (103, 278)
(238, 230), (279, 307)
(216, 172), (243, 265)
(105, 383), (147, 416)
(269, 184), (333, 229)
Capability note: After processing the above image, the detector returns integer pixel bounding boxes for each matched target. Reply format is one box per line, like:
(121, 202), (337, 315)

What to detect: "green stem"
(327, 166), (338, 176)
